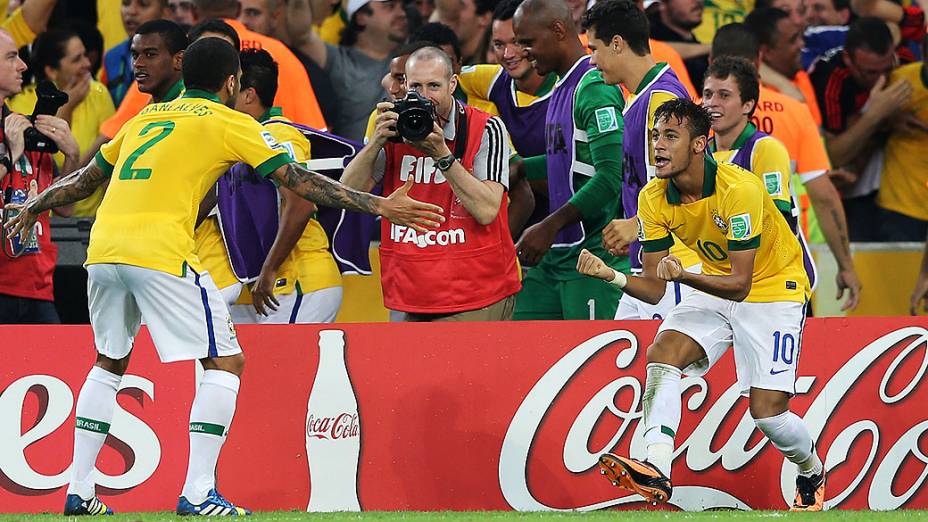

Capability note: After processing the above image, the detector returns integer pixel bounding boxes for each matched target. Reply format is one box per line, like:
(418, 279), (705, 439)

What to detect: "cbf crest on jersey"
(712, 209), (727, 232)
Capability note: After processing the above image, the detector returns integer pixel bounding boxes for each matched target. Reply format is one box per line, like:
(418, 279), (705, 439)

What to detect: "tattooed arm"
(269, 162), (445, 232)
(5, 161), (109, 239)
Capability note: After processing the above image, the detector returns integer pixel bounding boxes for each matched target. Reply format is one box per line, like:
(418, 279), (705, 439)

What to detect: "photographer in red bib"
(341, 46), (521, 321)
(0, 29), (79, 324)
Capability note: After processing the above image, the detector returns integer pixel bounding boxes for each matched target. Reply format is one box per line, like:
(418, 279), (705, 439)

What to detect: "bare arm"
(804, 174), (861, 310)
(286, 0), (329, 68)
(339, 142), (381, 192)
(664, 41), (710, 60)
(576, 248), (668, 305)
(507, 175), (535, 240)
(251, 187), (315, 316)
(270, 162), (445, 231)
(20, 0), (57, 35)
(759, 63), (805, 101)
(826, 77), (912, 166)
(5, 160), (108, 238)
(677, 248), (755, 301)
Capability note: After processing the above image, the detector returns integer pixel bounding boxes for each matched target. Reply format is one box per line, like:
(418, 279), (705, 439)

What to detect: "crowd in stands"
(1, 0), (927, 323)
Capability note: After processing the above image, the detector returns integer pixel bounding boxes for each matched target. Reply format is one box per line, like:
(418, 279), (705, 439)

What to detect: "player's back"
(88, 90), (291, 276)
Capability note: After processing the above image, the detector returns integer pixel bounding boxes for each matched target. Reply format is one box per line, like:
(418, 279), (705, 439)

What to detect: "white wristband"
(607, 269), (627, 289)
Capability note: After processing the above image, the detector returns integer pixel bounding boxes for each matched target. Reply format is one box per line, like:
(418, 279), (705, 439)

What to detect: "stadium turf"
(0, 511), (926, 521)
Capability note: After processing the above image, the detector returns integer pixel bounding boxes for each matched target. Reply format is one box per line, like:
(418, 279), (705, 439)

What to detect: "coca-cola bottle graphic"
(306, 329), (361, 512)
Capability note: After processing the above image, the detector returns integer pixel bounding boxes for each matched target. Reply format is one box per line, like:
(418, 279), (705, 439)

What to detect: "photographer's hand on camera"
(34, 115), (79, 161)
(4, 112), (30, 166)
(372, 101), (399, 146)
(406, 122), (451, 159)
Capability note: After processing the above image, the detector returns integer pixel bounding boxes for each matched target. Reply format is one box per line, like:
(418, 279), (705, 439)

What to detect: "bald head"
(406, 46), (454, 81)
(516, 0), (575, 32)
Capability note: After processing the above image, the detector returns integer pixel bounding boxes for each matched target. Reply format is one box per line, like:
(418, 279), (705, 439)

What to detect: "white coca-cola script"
(306, 413), (360, 440)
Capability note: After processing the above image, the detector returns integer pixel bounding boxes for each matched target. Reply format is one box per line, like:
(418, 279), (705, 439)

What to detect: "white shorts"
(615, 264), (702, 320)
(233, 286), (343, 324)
(657, 291), (807, 396)
(87, 264), (242, 363)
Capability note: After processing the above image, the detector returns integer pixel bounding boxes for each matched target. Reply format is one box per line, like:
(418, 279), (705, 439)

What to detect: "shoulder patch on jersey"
(730, 213), (752, 240)
(763, 171), (782, 196)
(595, 106), (619, 133)
(260, 131), (279, 149)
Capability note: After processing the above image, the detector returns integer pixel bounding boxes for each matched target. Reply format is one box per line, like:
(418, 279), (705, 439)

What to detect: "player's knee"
(201, 353), (245, 377)
(748, 389), (789, 419)
(95, 354), (130, 375)
(645, 341), (687, 369)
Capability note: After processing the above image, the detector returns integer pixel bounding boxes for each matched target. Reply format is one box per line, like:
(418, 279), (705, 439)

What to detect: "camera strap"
(452, 101), (468, 161)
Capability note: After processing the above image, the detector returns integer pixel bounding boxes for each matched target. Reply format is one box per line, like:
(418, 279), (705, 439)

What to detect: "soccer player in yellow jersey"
(232, 49), (343, 323)
(6, 38), (442, 516)
(577, 99), (825, 512)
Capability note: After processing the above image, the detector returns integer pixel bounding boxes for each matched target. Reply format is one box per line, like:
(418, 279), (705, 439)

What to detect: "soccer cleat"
(598, 453), (672, 504)
(177, 489), (252, 516)
(791, 472), (826, 511)
(63, 494), (113, 515)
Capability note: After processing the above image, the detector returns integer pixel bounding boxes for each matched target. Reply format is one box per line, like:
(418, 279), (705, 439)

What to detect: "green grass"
(0, 511), (925, 521)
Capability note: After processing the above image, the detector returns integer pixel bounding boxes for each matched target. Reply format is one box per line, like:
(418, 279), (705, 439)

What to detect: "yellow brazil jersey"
(693, 0), (754, 43)
(90, 89), (292, 276)
(316, 9), (347, 46)
(709, 122), (793, 215)
(259, 109), (341, 296)
(10, 81), (116, 216)
(194, 216), (240, 290)
(457, 64), (557, 115)
(878, 63), (928, 221)
(637, 155), (809, 304)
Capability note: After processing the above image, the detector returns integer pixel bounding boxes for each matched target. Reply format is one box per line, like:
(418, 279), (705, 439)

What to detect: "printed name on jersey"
(712, 209), (728, 232)
(390, 223), (466, 248)
(763, 171), (782, 196)
(730, 213), (752, 240)
(594, 107), (619, 133)
(399, 155), (447, 184)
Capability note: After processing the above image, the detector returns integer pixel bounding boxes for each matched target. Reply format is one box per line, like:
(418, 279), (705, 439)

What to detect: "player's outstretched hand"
(836, 267), (861, 312)
(656, 254), (683, 282)
(577, 248), (614, 281)
(380, 178), (445, 233)
(910, 271), (928, 315)
(251, 270), (281, 317)
(602, 218), (637, 256)
(3, 180), (39, 241)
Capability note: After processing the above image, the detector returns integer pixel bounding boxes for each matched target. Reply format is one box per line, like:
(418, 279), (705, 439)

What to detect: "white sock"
(754, 410), (823, 477)
(67, 366), (122, 500)
(181, 370), (240, 505)
(642, 363), (682, 479)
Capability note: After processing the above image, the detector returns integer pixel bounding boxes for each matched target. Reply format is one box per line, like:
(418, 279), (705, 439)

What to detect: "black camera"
(389, 91), (435, 142)
(23, 80), (69, 153)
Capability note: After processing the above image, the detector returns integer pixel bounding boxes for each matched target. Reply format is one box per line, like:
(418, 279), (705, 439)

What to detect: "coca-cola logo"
(307, 412), (360, 440)
(499, 327), (928, 511)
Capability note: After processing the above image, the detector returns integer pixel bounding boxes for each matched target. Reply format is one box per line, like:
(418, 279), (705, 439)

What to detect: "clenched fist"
(656, 254), (683, 282)
(577, 248), (615, 281)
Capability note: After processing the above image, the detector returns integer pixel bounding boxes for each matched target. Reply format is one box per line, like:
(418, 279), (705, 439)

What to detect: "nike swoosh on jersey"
(770, 368), (791, 375)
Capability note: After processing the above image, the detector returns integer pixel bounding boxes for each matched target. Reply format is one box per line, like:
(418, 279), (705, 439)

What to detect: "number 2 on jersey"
(119, 121), (175, 180)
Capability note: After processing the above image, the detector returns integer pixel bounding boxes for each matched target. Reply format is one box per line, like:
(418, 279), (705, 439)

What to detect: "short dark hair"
(30, 29), (80, 83)
(135, 19), (189, 55)
(240, 48), (278, 108)
(342, 3), (373, 47)
(705, 56), (760, 115)
(410, 22), (462, 62)
(182, 37), (240, 92)
(845, 17), (894, 55)
(581, 0), (650, 56)
(744, 7), (789, 48)
(654, 98), (713, 140)
(188, 19), (241, 50)
(393, 39), (440, 59)
(475, 0), (496, 15)
(711, 23), (760, 62)
(493, 0), (523, 21)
